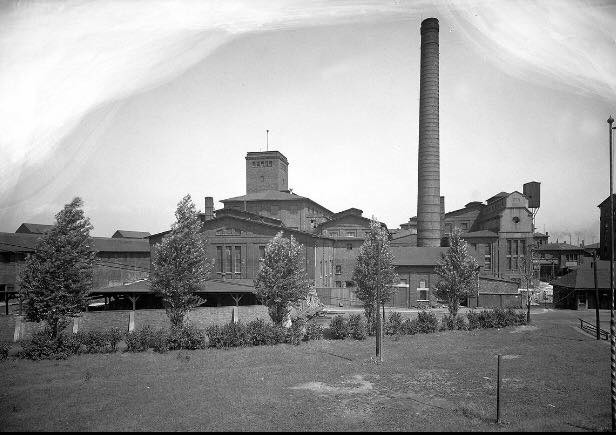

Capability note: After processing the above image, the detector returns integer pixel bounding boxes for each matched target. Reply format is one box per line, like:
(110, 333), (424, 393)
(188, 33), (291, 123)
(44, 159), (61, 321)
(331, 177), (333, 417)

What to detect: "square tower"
(246, 151), (289, 194)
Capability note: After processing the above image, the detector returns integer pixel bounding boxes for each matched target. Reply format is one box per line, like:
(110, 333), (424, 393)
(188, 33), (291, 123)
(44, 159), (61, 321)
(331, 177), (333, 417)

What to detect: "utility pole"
(593, 250), (600, 340)
(608, 114), (615, 431)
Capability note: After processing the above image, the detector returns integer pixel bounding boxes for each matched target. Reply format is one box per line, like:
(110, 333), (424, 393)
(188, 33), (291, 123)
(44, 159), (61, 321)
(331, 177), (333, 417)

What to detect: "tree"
(434, 228), (479, 318)
(254, 231), (311, 326)
(352, 220), (398, 329)
(19, 197), (96, 338)
(519, 244), (537, 323)
(151, 194), (212, 328)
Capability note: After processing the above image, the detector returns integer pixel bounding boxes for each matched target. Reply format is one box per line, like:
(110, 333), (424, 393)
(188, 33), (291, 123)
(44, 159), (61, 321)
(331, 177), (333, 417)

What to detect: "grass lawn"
(0, 309), (611, 432)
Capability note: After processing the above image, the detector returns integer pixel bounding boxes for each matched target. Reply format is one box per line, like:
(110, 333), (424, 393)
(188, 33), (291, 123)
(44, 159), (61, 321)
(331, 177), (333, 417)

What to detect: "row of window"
(215, 245), (266, 277)
(326, 230), (359, 238)
(251, 160), (272, 167)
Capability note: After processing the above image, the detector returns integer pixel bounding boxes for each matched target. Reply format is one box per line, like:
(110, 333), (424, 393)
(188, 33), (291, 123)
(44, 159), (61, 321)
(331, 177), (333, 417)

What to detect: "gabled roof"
(0, 232), (150, 253)
(535, 243), (586, 252)
(552, 260), (610, 289)
(331, 208), (363, 218)
(112, 230), (151, 239)
(598, 194), (616, 208)
(487, 192), (509, 203)
(15, 223), (53, 234)
(221, 190), (333, 215)
(214, 208), (284, 226)
(391, 229), (417, 240)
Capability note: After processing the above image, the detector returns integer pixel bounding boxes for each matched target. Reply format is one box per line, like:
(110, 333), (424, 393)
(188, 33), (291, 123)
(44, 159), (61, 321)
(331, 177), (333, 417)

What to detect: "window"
(258, 246), (266, 261)
(268, 161), (272, 167)
(335, 265), (342, 275)
(345, 281), (355, 288)
(400, 279), (408, 285)
(217, 246), (223, 274)
(225, 246), (232, 273)
(418, 279), (428, 301)
(329, 231), (339, 237)
(346, 230), (355, 238)
(260, 176), (264, 182)
(335, 281), (342, 288)
(506, 239), (525, 270)
(234, 246), (241, 274)
(346, 243), (353, 250)
(419, 280), (426, 288)
(484, 244), (492, 270)
(461, 222), (468, 230)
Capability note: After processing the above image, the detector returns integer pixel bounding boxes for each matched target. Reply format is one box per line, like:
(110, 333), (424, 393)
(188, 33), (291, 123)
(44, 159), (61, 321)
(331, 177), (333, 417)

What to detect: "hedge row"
(328, 308), (527, 339)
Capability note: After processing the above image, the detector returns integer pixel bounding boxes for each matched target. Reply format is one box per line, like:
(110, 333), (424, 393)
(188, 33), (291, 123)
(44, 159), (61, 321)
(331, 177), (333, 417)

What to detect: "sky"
(0, 0), (615, 244)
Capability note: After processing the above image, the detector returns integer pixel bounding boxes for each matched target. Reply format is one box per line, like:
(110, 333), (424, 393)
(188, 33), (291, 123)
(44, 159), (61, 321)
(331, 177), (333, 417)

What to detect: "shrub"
(79, 330), (113, 354)
(108, 327), (124, 351)
(416, 311), (438, 334)
(245, 319), (272, 346)
(305, 322), (324, 341)
(328, 315), (350, 340)
(125, 325), (155, 352)
(348, 314), (367, 340)
(0, 341), (10, 360)
(466, 311), (481, 330)
(385, 312), (404, 336)
(466, 308), (526, 330)
(286, 318), (307, 345)
(206, 322), (250, 349)
(401, 318), (419, 335)
(151, 328), (170, 353)
(169, 324), (207, 350)
(440, 314), (467, 331)
(18, 329), (76, 360)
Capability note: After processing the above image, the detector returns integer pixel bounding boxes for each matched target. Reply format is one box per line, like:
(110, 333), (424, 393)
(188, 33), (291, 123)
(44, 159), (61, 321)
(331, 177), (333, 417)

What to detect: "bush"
(108, 327), (124, 351)
(18, 329), (76, 360)
(440, 314), (467, 331)
(286, 318), (307, 345)
(0, 341), (10, 360)
(245, 319), (272, 346)
(77, 330), (113, 354)
(466, 308), (526, 330)
(169, 324), (207, 350)
(401, 318), (419, 335)
(206, 322), (250, 349)
(328, 315), (350, 340)
(348, 314), (367, 340)
(385, 312), (404, 336)
(125, 325), (155, 352)
(150, 328), (170, 353)
(416, 311), (438, 334)
(305, 322), (324, 341)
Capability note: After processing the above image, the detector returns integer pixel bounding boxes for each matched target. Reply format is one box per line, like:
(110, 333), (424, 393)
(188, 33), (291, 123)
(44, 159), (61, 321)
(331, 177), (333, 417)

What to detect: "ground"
(0, 308), (612, 431)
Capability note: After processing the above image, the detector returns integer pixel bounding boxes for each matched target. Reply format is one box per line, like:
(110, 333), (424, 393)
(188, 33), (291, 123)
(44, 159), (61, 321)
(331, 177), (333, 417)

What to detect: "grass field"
(0, 309), (611, 431)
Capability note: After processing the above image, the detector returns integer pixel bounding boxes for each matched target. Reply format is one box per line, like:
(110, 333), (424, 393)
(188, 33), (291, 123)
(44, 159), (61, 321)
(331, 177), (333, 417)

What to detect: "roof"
(391, 229), (417, 240)
(487, 192), (509, 203)
(552, 260), (610, 289)
(0, 232), (150, 253)
(535, 243), (586, 252)
(92, 278), (256, 294)
(585, 242), (600, 249)
(331, 208), (363, 218)
(214, 208), (283, 226)
(112, 230), (151, 239)
(15, 223), (53, 234)
(533, 232), (549, 238)
(221, 190), (333, 215)
(598, 194), (616, 208)
(390, 247), (449, 266)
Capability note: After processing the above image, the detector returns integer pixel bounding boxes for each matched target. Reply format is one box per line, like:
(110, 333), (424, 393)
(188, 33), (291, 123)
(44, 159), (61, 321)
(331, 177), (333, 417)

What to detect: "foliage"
(466, 308), (526, 329)
(519, 245), (538, 323)
(206, 321), (288, 348)
(286, 318), (307, 345)
(401, 318), (419, 335)
(416, 311), (439, 334)
(304, 322), (324, 341)
(125, 325), (156, 352)
(385, 311), (404, 336)
(348, 314), (367, 340)
(254, 232), (311, 326)
(151, 329), (170, 353)
(352, 220), (399, 329)
(434, 228), (479, 318)
(168, 323), (208, 350)
(440, 314), (467, 331)
(328, 315), (350, 340)
(18, 328), (77, 360)
(0, 341), (11, 360)
(19, 198), (96, 338)
(151, 194), (212, 328)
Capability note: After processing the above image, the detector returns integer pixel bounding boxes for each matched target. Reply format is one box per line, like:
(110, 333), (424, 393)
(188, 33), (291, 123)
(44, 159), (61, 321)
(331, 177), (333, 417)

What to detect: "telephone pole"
(607, 115), (615, 431)
(375, 239), (383, 363)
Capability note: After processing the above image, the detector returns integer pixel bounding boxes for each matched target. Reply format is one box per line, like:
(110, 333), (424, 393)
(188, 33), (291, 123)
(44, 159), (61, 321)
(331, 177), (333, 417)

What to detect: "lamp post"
(608, 115), (615, 432)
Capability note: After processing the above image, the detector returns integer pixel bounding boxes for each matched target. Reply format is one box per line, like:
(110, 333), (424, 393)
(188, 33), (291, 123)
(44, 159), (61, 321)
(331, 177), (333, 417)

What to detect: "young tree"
(19, 197), (96, 338)
(254, 231), (311, 326)
(151, 194), (212, 328)
(352, 220), (398, 329)
(519, 244), (537, 323)
(434, 228), (479, 318)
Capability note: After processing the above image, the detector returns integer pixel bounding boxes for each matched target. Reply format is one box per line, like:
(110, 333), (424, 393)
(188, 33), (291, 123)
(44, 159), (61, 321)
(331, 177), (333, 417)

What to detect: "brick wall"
(2, 305), (270, 342)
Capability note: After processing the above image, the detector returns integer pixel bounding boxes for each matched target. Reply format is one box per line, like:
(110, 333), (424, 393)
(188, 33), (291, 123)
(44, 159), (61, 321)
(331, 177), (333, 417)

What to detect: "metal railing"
(579, 318), (609, 340)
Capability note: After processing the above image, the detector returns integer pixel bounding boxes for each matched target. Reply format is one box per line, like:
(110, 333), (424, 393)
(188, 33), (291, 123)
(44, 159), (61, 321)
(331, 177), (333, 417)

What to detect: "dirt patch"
(291, 374), (373, 395)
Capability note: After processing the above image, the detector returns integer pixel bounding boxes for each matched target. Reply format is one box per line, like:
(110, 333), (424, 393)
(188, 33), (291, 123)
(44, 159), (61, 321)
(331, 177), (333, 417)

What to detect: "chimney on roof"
(204, 197), (214, 221)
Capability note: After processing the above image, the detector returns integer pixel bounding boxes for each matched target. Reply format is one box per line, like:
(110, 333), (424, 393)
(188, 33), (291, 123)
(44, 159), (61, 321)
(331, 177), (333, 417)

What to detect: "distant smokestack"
(417, 17), (441, 247)
(204, 197), (214, 221)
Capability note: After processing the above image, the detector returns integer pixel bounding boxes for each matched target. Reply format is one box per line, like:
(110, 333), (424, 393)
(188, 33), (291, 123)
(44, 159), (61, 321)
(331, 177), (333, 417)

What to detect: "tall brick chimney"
(204, 197), (214, 221)
(417, 17), (441, 247)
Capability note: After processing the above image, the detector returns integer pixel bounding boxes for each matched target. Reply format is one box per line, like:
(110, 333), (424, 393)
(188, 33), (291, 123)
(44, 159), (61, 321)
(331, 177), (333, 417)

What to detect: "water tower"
(523, 181), (541, 232)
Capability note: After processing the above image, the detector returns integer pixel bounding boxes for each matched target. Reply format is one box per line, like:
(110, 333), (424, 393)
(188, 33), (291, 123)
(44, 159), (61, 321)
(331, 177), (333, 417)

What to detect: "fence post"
(496, 354), (502, 423)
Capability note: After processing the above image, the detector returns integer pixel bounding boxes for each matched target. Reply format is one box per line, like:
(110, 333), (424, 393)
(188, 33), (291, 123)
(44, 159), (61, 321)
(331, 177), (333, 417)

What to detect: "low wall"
(468, 293), (522, 309)
(3, 305), (270, 342)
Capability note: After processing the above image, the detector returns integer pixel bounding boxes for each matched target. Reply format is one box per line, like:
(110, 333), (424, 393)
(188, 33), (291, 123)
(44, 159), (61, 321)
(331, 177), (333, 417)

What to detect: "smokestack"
(417, 17), (441, 247)
(204, 197), (214, 221)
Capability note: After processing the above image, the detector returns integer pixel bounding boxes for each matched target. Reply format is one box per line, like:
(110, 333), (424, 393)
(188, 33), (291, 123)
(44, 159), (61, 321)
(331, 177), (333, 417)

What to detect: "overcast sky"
(0, 0), (615, 244)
